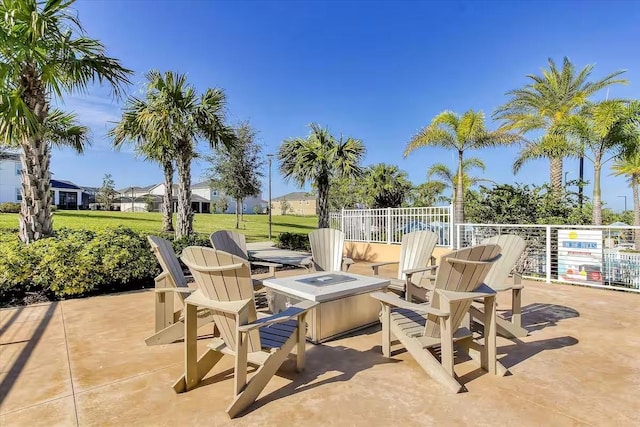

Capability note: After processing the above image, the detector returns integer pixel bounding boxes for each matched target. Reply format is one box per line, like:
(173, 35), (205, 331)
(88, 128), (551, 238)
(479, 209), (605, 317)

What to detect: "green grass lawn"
(0, 211), (318, 242)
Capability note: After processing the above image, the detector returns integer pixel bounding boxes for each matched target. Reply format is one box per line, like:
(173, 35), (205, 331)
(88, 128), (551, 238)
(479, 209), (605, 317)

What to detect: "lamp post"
(131, 186), (134, 212)
(267, 154), (274, 240)
(564, 171), (571, 186)
(618, 195), (627, 212)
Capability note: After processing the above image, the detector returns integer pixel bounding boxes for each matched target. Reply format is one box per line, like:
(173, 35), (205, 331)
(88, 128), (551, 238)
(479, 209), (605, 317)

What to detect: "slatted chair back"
(480, 235), (526, 288)
(210, 230), (249, 260)
(181, 247), (262, 353)
(148, 235), (189, 291)
(309, 228), (345, 271)
(424, 244), (501, 338)
(397, 231), (439, 281)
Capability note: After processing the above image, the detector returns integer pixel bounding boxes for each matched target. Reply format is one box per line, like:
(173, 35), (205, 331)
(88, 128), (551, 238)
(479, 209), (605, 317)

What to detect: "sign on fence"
(557, 229), (603, 285)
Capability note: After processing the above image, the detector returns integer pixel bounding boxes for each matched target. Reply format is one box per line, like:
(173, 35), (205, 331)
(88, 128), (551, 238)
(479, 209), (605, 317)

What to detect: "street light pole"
(267, 154), (274, 240)
(564, 171), (571, 186)
(618, 195), (627, 212)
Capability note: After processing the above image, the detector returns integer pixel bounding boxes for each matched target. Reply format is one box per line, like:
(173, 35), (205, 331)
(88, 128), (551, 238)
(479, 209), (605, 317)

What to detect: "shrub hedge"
(0, 202), (20, 213)
(276, 232), (310, 251)
(0, 227), (212, 306)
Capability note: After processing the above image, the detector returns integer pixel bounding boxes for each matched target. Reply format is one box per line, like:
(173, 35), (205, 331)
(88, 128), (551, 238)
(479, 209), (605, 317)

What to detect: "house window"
(15, 163), (22, 175)
(212, 191), (217, 196)
(16, 188), (22, 202)
(305, 200), (309, 205)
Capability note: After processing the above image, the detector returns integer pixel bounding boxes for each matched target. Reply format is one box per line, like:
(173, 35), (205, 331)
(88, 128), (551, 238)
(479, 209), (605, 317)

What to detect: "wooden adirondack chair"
(371, 244), (508, 393)
(303, 228), (354, 272)
(210, 230), (282, 288)
(145, 236), (213, 346)
(370, 231), (438, 297)
(173, 247), (317, 418)
(469, 234), (528, 339)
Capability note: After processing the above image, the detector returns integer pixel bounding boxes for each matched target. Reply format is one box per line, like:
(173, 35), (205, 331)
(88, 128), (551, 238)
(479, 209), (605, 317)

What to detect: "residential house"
(192, 181), (264, 214)
(0, 152), (21, 204)
(51, 180), (84, 209)
(271, 191), (317, 216)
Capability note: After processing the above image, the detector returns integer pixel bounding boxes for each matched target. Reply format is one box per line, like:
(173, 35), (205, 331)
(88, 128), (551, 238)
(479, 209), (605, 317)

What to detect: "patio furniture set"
(146, 229), (528, 418)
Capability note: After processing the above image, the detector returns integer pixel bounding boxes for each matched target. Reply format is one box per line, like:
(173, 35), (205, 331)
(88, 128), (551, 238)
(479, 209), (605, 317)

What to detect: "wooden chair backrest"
(397, 231), (439, 281)
(309, 228), (345, 271)
(147, 235), (188, 290)
(210, 230), (249, 260)
(181, 247), (261, 353)
(424, 244), (501, 338)
(481, 235), (526, 288)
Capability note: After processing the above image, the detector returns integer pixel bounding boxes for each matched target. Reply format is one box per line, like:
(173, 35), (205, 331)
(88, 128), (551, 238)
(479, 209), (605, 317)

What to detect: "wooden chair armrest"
(238, 300), (319, 332)
(185, 289), (253, 314)
(513, 271), (523, 286)
(370, 292), (449, 317)
(300, 256), (313, 267)
(251, 261), (283, 268)
(371, 261), (399, 276)
(181, 258), (245, 273)
(154, 287), (193, 294)
(403, 265), (439, 276)
(436, 284), (496, 302)
(342, 257), (354, 271)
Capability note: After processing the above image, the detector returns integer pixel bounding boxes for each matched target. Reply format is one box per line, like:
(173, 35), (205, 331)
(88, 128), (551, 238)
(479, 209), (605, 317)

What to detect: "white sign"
(557, 229), (603, 285)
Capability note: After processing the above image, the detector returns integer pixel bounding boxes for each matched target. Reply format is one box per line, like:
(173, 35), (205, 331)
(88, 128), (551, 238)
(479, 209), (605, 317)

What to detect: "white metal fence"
(329, 206), (453, 246)
(456, 223), (640, 293)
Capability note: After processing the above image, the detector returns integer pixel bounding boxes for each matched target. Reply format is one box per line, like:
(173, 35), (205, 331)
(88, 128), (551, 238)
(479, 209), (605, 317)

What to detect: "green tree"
(324, 175), (365, 211)
(205, 122), (264, 229)
(426, 157), (493, 204)
(363, 163), (412, 208)
(494, 57), (626, 193)
(127, 70), (234, 238)
(612, 152), (640, 247)
(410, 181), (448, 207)
(279, 197), (291, 215)
(279, 123), (365, 228)
(96, 173), (117, 210)
(404, 110), (515, 223)
(0, 0), (131, 242)
(562, 100), (640, 224)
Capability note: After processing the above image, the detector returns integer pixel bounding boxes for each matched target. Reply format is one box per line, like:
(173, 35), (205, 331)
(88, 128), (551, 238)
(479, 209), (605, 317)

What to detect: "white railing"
(330, 205), (453, 246)
(457, 223), (640, 293)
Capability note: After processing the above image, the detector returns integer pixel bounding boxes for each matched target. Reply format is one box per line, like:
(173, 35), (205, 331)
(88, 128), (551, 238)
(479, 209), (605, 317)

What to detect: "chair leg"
(173, 349), (224, 393)
(296, 313), (307, 372)
(439, 312), (454, 378)
(234, 329), (248, 397)
(457, 337), (509, 376)
(482, 295), (497, 375)
(227, 332), (298, 418)
(511, 288), (522, 329)
(381, 304), (391, 358)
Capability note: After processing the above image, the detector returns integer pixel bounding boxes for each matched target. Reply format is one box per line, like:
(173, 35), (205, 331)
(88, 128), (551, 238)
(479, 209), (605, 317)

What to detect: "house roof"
(51, 179), (82, 190)
(117, 184), (156, 194)
(0, 151), (20, 161)
(192, 181), (213, 189)
(272, 191), (316, 202)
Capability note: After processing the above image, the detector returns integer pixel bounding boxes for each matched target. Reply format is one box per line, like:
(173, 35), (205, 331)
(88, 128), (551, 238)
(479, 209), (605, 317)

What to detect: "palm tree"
(0, 0), (131, 243)
(563, 100), (640, 224)
(494, 57), (626, 194)
(279, 124), (365, 228)
(129, 70), (234, 238)
(427, 157), (493, 203)
(363, 163), (412, 208)
(110, 95), (176, 232)
(612, 153), (640, 248)
(404, 110), (515, 224)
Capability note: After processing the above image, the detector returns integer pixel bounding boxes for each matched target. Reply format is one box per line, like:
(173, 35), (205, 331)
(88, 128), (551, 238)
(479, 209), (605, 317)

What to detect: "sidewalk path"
(247, 241), (310, 266)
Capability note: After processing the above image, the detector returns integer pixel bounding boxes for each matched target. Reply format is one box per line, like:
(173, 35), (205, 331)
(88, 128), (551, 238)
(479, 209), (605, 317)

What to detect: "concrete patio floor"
(1, 262), (639, 426)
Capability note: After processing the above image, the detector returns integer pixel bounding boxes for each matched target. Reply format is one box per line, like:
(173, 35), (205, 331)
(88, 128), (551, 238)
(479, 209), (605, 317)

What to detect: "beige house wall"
(344, 241), (451, 263)
(271, 199), (317, 216)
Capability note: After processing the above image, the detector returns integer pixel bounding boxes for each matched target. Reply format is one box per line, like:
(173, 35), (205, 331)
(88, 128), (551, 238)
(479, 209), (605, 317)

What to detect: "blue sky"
(52, 0), (640, 211)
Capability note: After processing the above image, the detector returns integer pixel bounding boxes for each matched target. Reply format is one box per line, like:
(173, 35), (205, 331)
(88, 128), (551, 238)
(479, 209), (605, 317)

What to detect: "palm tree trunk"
(550, 157), (563, 195)
(592, 155), (602, 225)
(161, 160), (174, 232)
(456, 150), (464, 224)
(317, 175), (330, 228)
(633, 173), (640, 250)
(175, 149), (193, 238)
(19, 66), (52, 244)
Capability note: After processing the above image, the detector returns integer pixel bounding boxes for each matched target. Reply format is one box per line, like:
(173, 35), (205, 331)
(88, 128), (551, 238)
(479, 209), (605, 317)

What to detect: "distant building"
(271, 192), (317, 216)
(51, 180), (84, 209)
(0, 151), (21, 204)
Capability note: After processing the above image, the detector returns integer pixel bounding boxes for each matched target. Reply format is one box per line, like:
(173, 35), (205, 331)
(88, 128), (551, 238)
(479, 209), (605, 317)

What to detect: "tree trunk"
(633, 173), (640, 250)
(235, 199), (240, 229)
(455, 150), (464, 224)
(161, 160), (174, 232)
(240, 199), (244, 222)
(19, 65), (51, 244)
(175, 148), (193, 238)
(550, 156), (564, 195)
(317, 175), (329, 228)
(592, 155), (602, 225)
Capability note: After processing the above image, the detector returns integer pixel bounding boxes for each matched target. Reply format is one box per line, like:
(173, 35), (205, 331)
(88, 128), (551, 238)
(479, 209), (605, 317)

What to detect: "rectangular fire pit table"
(262, 271), (389, 343)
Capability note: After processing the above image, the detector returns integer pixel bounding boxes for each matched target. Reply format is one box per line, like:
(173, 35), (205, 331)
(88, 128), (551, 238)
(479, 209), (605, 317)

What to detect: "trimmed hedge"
(0, 202), (20, 213)
(0, 227), (212, 305)
(276, 232), (310, 251)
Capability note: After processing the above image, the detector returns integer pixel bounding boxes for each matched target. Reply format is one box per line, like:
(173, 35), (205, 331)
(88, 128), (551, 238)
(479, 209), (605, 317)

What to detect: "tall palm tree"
(612, 153), (640, 248)
(279, 123), (365, 228)
(494, 57), (626, 194)
(427, 157), (493, 203)
(109, 95), (175, 232)
(563, 100), (640, 224)
(363, 163), (412, 208)
(130, 70), (234, 238)
(404, 110), (515, 224)
(0, 0), (131, 243)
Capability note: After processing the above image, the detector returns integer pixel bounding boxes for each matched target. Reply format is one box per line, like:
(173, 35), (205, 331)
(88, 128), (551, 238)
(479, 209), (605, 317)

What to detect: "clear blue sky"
(52, 0), (640, 211)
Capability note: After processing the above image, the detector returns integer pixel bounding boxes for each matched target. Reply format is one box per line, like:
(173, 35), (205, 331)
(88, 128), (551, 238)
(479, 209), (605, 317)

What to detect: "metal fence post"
(546, 225), (552, 283)
(340, 208), (344, 232)
(386, 207), (392, 244)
